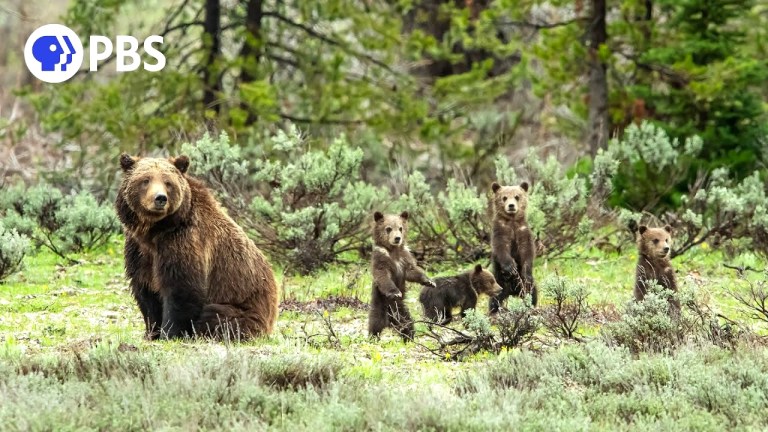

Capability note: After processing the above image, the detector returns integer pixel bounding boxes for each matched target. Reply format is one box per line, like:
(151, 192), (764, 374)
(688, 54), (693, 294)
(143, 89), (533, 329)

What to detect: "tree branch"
(496, 16), (588, 30)
(262, 11), (402, 76)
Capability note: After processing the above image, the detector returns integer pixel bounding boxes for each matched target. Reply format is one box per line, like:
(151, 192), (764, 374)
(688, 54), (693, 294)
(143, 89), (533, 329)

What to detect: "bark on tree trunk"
(239, 0), (264, 125)
(202, 0), (221, 115)
(587, 0), (609, 157)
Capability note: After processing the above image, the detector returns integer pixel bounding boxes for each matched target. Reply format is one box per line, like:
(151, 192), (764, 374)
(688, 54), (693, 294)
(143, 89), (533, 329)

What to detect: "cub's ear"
(373, 211), (384, 223)
(663, 224), (673, 234)
(120, 153), (138, 172)
(172, 155), (190, 174)
(638, 225), (648, 235)
(520, 181), (529, 192)
(492, 182), (501, 193)
(400, 211), (409, 221)
(474, 264), (483, 274)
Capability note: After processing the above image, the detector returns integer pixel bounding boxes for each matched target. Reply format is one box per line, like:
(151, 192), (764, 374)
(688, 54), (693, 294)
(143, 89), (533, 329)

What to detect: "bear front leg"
(373, 269), (402, 299)
(124, 237), (162, 339)
(491, 229), (517, 276)
(460, 289), (479, 319)
(133, 283), (163, 340)
(405, 266), (435, 287)
(156, 258), (206, 339)
(404, 254), (435, 287)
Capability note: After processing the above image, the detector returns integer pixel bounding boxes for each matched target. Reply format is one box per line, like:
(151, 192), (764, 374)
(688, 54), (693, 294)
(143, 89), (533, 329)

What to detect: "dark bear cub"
(115, 154), (279, 340)
(489, 182), (537, 312)
(635, 224), (680, 314)
(368, 211), (435, 341)
(419, 264), (503, 324)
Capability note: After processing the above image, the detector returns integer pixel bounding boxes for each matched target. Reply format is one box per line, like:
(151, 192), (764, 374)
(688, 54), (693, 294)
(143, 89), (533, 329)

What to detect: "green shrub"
(619, 168), (768, 258)
(606, 121), (703, 210)
(395, 171), (490, 262)
(540, 275), (590, 340)
(496, 297), (540, 348)
(0, 222), (31, 282)
(257, 353), (342, 390)
(182, 128), (387, 274)
(601, 283), (683, 353)
(0, 184), (118, 262)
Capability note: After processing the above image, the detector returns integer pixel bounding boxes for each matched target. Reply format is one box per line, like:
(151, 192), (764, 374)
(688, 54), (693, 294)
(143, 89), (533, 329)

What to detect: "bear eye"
(164, 181), (173, 188)
(515, 195), (520, 200)
(653, 239), (659, 244)
(385, 227), (392, 233)
(502, 196), (508, 202)
(142, 179), (150, 186)
(399, 226), (403, 232)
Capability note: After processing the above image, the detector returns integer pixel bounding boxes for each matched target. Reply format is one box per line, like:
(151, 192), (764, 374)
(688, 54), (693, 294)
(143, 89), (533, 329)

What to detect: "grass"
(1, 236), (768, 430)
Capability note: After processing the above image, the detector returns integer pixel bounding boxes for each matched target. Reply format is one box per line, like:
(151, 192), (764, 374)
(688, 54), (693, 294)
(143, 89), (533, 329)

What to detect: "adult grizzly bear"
(368, 211), (435, 341)
(419, 264), (503, 324)
(489, 182), (537, 312)
(635, 225), (680, 314)
(115, 153), (279, 340)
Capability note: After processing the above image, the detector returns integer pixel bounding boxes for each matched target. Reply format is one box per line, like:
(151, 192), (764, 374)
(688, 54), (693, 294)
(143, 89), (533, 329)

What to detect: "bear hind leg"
(195, 303), (270, 341)
(368, 305), (389, 339)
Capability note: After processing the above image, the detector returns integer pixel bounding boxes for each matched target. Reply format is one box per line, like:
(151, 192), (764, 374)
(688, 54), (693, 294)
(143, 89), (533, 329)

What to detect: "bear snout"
(392, 236), (402, 244)
(154, 193), (168, 209)
(506, 203), (517, 213)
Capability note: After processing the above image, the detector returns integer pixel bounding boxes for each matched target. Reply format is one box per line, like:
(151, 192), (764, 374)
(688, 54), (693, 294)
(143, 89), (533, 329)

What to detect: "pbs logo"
(24, 24), (166, 84)
(24, 24), (84, 83)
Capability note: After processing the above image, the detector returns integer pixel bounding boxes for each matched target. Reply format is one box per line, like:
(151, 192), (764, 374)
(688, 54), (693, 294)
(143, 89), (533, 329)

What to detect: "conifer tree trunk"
(587, 0), (609, 157)
(203, 0), (221, 114)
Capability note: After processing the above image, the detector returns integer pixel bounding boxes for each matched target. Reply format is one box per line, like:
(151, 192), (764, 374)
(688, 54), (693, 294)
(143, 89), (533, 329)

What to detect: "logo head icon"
(24, 24), (83, 83)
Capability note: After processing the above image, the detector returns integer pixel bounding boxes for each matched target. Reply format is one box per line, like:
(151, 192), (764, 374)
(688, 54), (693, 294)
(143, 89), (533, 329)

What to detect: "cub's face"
(471, 264), (503, 296)
(120, 154), (190, 221)
(638, 225), (673, 258)
(373, 211), (409, 248)
(492, 182), (529, 217)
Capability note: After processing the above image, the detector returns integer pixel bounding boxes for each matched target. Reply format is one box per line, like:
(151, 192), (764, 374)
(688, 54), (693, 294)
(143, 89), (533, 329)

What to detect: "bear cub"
(368, 211), (435, 341)
(419, 264), (503, 324)
(635, 224), (680, 314)
(489, 182), (537, 312)
(115, 154), (279, 341)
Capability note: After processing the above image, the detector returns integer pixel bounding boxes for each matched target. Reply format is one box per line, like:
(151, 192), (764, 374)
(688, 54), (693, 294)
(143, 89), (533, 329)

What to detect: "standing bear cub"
(635, 225), (680, 314)
(489, 182), (537, 312)
(368, 211), (435, 341)
(419, 264), (503, 324)
(115, 154), (279, 340)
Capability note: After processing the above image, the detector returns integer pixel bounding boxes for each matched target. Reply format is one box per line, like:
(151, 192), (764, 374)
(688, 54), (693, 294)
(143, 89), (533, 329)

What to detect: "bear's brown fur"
(368, 211), (435, 341)
(635, 224), (680, 314)
(419, 264), (503, 324)
(489, 182), (537, 311)
(115, 154), (279, 340)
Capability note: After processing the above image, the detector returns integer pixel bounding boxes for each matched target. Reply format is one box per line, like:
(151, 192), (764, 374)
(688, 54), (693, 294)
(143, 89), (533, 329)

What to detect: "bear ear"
(638, 225), (648, 235)
(120, 153), (138, 172)
(172, 155), (190, 174)
(400, 211), (409, 221)
(492, 182), (501, 193)
(520, 181), (529, 192)
(373, 211), (384, 223)
(663, 224), (673, 234)
(474, 264), (483, 274)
